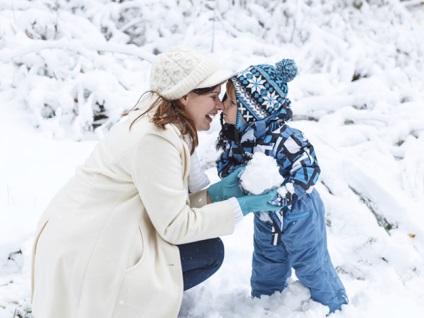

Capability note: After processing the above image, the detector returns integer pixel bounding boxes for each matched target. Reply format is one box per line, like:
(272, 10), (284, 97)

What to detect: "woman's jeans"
(178, 238), (224, 290)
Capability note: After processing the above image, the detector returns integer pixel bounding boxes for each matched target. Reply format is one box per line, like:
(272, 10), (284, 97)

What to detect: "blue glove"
(236, 190), (282, 216)
(207, 167), (245, 202)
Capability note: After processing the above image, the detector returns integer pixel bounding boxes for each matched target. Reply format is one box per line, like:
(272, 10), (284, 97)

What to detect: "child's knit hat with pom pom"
(230, 59), (298, 127)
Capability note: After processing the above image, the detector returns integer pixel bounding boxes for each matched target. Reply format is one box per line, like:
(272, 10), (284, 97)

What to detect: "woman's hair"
(126, 85), (219, 155)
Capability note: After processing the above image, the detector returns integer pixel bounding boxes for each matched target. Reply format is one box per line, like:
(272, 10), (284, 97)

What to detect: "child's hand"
(268, 191), (292, 208)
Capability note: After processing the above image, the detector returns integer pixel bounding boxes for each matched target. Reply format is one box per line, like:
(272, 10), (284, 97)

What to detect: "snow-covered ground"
(1, 1), (424, 317)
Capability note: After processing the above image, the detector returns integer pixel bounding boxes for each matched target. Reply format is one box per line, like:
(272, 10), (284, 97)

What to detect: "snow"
(240, 153), (283, 195)
(1, 0), (424, 317)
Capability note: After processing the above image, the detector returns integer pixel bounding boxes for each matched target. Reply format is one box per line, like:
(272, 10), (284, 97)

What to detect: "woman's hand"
(207, 167), (245, 202)
(236, 190), (281, 216)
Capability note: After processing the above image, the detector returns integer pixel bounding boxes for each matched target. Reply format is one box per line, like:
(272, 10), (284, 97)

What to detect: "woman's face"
(180, 86), (224, 131)
(222, 82), (238, 125)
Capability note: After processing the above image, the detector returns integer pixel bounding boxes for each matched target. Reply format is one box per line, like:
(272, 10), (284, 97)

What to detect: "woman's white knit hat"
(150, 47), (232, 100)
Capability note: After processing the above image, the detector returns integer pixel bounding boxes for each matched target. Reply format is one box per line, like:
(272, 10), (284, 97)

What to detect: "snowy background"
(1, 0), (424, 317)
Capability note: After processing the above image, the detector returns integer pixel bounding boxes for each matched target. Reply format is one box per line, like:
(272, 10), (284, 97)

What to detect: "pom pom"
(275, 59), (297, 82)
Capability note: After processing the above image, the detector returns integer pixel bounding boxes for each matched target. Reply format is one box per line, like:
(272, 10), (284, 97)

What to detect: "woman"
(31, 47), (281, 318)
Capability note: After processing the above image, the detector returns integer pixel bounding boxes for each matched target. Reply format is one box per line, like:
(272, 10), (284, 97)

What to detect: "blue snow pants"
(251, 189), (348, 313)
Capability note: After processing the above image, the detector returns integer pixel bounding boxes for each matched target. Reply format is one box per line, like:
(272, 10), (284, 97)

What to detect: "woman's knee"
(208, 238), (225, 268)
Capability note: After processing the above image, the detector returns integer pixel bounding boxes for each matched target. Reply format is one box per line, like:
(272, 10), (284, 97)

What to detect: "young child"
(216, 59), (348, 313)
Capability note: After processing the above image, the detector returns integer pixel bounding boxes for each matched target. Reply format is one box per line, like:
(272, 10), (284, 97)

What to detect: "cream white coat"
(31, 98), (235, 318)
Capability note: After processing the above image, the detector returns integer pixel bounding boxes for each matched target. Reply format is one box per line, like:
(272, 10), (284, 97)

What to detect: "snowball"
(240, 152), (284, 195)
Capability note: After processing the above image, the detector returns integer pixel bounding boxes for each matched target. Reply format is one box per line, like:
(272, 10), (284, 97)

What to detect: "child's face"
(223, 82), (238, 125)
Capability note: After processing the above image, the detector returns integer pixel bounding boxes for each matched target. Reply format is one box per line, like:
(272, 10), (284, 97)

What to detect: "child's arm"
(274, 126), (321, 206)
(216, 141), (244, 179)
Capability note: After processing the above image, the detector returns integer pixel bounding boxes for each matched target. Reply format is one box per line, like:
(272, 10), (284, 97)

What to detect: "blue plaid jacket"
(216, 108), (321, 207)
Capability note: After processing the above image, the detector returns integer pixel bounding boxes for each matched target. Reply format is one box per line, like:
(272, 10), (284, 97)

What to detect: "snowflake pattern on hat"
(231, 59), (297, 128)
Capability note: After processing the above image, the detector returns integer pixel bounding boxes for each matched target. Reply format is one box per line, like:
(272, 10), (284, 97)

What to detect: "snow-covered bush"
(1, 0), (422, 141)
(1, 1), (424, 317)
